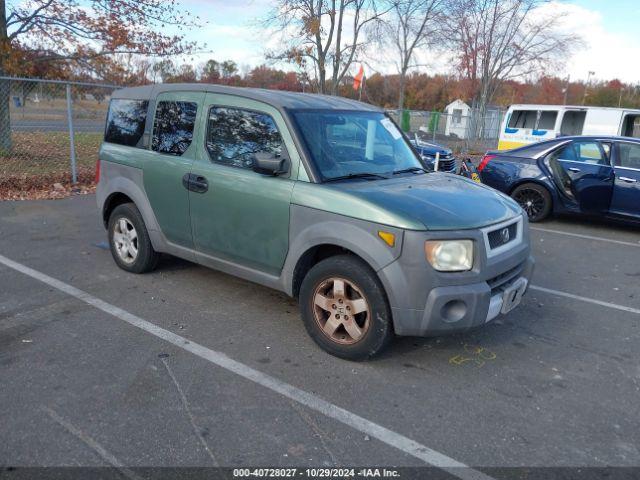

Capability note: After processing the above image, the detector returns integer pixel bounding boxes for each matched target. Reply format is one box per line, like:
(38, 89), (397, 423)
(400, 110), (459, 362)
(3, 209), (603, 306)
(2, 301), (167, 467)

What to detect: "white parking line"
(530, 285), (640, 316)
(0, 254), (492, 480)
(530, 227), (640, 248)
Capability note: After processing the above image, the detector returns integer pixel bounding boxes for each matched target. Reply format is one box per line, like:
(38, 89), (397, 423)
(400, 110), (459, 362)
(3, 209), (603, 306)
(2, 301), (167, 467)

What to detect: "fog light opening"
(441, 300), (467, 323)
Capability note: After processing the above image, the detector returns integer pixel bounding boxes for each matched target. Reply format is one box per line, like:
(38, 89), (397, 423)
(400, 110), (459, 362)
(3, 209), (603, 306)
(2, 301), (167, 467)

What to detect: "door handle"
(182, 173), (209, 193)
(568, 167), (581, 173)
(618, 176), (637, 183)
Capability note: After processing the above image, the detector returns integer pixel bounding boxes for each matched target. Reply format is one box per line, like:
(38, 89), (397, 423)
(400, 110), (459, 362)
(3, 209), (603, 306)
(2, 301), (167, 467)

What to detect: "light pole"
(582, 71), (595, 105)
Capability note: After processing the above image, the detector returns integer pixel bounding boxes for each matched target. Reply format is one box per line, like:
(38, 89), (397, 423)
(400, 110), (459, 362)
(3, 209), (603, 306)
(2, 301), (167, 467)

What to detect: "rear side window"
(104, 99), (148, 147)
(616, 143), (640, 169)
(508, 110), (537, 129)
(537, 111), (558, 130)
(554, 144), (577, 161)
(152, 101), (198, 156)
(575, 142), (606, 164)
(206, 107), (283, 169)
(551, 141), (609, 166)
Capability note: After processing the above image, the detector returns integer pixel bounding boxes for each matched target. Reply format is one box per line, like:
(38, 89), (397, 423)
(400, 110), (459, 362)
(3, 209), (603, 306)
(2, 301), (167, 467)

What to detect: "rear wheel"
(511, 183), (552, 222)
(299, 255), (393, 360)
(108, 203), (159, 273)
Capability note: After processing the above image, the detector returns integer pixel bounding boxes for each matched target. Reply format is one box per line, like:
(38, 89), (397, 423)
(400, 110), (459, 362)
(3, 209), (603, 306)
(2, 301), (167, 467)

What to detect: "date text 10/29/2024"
(233, 468), (401, 478)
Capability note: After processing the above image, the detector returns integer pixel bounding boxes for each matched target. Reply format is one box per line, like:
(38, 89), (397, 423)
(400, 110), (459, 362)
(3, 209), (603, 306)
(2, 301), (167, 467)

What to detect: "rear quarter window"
(104, 99), (149, 147)
(537, 111), (558, 130)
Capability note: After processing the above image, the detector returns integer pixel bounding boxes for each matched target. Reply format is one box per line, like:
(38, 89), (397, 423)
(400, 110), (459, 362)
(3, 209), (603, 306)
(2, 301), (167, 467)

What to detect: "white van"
(498, 104), (640, 150)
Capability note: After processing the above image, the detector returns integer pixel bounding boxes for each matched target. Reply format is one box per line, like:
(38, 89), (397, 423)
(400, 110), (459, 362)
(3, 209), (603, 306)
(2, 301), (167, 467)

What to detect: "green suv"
(97, 84), (534, 359)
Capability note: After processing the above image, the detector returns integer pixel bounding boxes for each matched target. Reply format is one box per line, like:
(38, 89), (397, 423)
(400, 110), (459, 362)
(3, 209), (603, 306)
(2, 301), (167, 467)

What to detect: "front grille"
(487, 221), (518, 249)
(488, 261), (525, 293)
(437, 158), (456, 172)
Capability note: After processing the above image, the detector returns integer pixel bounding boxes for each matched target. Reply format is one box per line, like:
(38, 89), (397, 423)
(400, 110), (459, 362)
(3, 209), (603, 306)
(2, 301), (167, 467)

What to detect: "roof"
(536, 135), (640, 143)
(497, 135), (640, 158)
(508, 104), (640, 113)
(445, 99), (470, 109)
(111, 83), (381, 111)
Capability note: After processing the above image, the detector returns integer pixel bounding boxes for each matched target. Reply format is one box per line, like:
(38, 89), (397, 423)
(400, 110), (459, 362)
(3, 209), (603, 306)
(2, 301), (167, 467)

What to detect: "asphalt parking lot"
(1, 195), (639, 477)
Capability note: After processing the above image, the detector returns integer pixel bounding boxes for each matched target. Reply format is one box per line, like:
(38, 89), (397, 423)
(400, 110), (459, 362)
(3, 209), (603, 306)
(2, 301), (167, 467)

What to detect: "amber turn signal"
(378, 231), (395, 247)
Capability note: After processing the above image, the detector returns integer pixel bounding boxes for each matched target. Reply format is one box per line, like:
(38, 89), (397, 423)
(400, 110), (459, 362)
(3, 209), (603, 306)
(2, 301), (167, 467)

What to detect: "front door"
(547, 140), (614, 213)
(188, 94), (297, 276)
(610, 141), (640, 219)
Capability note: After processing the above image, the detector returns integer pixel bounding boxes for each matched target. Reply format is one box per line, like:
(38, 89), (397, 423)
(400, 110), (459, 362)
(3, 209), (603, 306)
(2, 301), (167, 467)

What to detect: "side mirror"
(252, 151), (288, 176)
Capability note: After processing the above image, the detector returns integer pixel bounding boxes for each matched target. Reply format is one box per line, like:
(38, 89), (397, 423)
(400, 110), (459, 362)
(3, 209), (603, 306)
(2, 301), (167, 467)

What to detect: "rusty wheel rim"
(312, 277), (371, 345)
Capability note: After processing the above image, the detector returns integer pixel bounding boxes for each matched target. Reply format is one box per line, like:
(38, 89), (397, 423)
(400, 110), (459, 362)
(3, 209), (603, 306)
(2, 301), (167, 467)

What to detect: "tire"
(299, 255), (393, 360)
(511, 183), (552, 222)
(108, 203), (159, 274)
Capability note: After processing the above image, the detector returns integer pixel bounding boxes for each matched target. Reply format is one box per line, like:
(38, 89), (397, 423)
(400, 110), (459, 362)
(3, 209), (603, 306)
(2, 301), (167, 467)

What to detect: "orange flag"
(353, 65), (364, 91)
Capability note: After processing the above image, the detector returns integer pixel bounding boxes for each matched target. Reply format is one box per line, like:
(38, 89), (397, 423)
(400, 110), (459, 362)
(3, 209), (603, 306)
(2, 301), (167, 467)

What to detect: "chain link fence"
(386, 108), (506, 155)
(0, 76), (503, 199)
(0, 77), (118, 199)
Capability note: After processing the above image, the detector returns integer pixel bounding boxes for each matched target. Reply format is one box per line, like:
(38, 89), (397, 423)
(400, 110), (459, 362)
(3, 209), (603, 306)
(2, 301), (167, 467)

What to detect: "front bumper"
(377, 215), (534, 337)
(388, 255), (534, 336)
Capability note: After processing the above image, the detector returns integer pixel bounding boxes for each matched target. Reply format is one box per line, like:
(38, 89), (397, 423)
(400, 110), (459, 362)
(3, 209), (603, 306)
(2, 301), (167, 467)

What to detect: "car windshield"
(291, 110), (423, 181)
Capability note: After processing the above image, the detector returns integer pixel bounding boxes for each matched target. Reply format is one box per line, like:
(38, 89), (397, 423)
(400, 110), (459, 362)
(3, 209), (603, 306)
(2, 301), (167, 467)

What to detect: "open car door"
(546, 140), (614, 213)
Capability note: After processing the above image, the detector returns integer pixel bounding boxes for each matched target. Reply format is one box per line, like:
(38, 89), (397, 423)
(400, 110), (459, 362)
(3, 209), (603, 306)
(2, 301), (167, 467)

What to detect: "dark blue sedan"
(478, 136), (640, 223)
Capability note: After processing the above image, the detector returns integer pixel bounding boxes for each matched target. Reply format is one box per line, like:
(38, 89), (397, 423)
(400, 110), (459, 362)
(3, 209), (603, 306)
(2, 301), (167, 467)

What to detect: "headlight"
(425, 240), (473, 271)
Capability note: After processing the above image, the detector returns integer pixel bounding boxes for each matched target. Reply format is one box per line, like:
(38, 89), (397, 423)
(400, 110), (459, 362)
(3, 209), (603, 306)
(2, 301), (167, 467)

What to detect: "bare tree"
(445, 0), (581, 136)
(266, 0), (389, 95)
(379, 0), (446, 110)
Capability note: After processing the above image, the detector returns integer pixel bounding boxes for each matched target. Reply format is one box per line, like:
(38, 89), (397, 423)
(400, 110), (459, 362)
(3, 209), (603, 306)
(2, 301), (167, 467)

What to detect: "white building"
(444, 99), (504, 139)
(444, 99), (470, 138)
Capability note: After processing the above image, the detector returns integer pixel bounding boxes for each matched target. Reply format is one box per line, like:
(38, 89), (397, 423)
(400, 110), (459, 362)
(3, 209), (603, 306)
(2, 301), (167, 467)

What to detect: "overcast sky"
(179, 0), (640, 84)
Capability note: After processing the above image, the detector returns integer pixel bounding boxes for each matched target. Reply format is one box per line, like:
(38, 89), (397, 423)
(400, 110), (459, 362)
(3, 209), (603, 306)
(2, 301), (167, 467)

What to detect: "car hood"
(330, 172), (522, 230)
(412, 141), (452, 156)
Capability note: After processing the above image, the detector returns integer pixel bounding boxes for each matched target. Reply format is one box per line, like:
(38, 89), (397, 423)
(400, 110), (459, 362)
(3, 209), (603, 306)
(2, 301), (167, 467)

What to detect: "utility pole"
(618, 85), (624, 108)
(562, 75), (570, 105)
(582, 71), (595, 105)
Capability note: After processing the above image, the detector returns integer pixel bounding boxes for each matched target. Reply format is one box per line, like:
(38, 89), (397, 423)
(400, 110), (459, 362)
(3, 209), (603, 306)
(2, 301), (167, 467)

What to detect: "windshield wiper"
(323, 172), (389, 182)
(391, 167), (428, 175)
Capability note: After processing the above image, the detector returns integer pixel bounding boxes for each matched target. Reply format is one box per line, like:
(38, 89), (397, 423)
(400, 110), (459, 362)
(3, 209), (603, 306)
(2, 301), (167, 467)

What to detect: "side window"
(206, 107), (283, 169)
(621, 114), (640, 138)
(152, 101), (198, 156)
(537, 111), (558, 130)
(104, 99), (148, 147)
(508, 110), (537, 129)
(560, 111), (586, 136)
(573, 141), (607, 165)
(616, 143), (640, 169)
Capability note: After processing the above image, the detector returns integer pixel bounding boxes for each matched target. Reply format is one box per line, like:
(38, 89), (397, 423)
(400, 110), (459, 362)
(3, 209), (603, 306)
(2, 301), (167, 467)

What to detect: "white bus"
(498, 104), (640, 150)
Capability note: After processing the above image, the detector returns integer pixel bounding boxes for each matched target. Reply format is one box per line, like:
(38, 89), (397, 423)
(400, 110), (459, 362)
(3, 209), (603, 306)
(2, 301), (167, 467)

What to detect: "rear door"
(141, 91), (205, 248)
(546, 140), (614, 213)
(609, 141), (640, 219)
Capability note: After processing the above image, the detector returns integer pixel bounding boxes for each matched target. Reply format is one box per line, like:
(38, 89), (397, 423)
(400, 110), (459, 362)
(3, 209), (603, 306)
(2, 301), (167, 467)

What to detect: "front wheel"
(299, 255), (393, 360)
(511, 183), (552, 222)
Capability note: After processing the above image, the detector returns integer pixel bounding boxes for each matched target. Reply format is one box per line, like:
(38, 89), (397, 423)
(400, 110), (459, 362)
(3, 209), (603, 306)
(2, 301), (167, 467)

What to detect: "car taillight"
(95, 158), (101, 183)
(477, 154), (496, 172)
